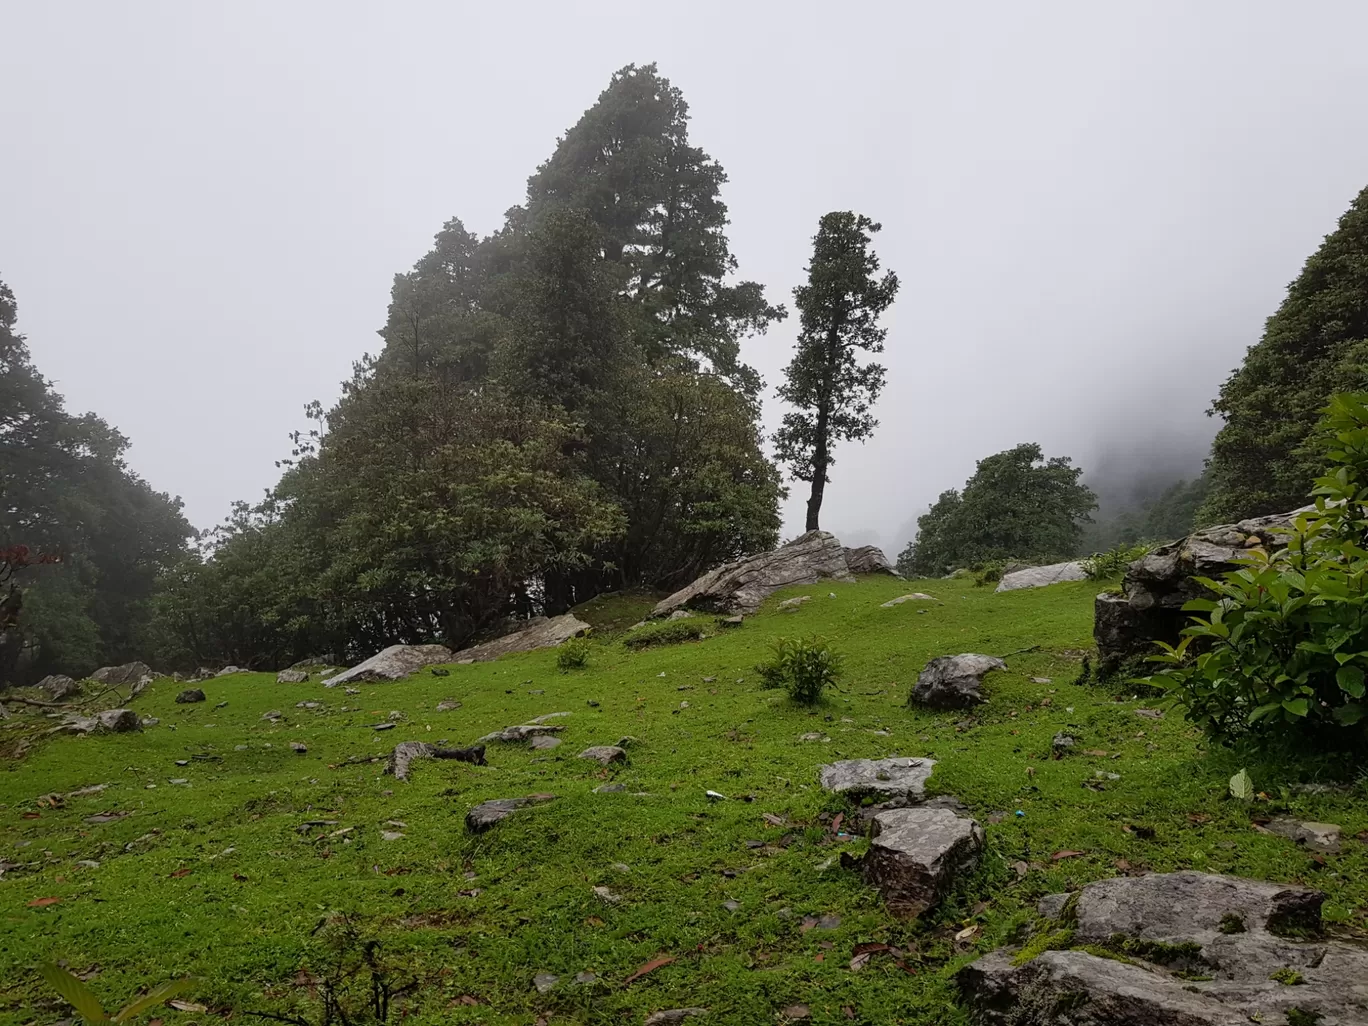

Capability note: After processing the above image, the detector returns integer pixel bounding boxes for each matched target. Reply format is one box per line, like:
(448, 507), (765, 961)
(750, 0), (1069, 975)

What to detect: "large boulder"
(37, 674), (81, 700)
(455, 614), (590, 663)
(322, 644), (454, 687)
(174, 688), (206, 704)
(854, 807), (984, 916)
(995, 561), (1088, 592)
(1094, 508), (1308, 675)
(909, 654), (1005, 708)
(960, 871), (1368, 1025)
(818, 757), (936, 801)
(96, 708), (141, 732)
(276, 669), (310, 684)
(88, 662), (153, 686)
(844, 545), (901, 577)
(652, 531), (854, 617)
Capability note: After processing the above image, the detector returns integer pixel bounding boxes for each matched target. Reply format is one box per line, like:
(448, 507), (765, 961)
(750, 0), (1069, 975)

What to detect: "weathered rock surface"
(909, 654), (1005, 708)
(478, 723), (565, 743)
(276, 669), (310, 684)
(855, 807), (983, 915)
(644, 1011), (708, 1026)
(652, 530), (855, 617)
(578, 745), (626, 765)
(1265, 818), (1342, 854)
(37, 674), (81, 700)
(995, 561), (1087, 592)
(465, 794), (554, 833)
(88, 661), (153, 686)
(455, 614), (590, 663)
(961, 871), (1368, 1025)
(777, 595), (811, 610)
(881, 593), (937, 607)
(175, 688), (206, 704)
(844, 545), (901, 576)
(70, 708), (142, 733)
(530, 735), (562, 751)
(322, 644), (454, 687)
(386, 740), (486, 781)
(818, 757), (936, 800)
(1095, 508), (1309, 675)
(216, 665), (247, 676)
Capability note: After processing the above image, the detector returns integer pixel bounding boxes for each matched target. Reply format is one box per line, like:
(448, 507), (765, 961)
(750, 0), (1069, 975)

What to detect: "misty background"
(6, 1), (1368, 557)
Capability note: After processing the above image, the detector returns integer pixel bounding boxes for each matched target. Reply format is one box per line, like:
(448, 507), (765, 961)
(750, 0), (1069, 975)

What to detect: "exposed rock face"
(175, 689), (206, 704)
(276, 669), (310, 684)
(37, 674), (80, 700)
(1095, 508), (1308, 675)
(777, 595), (811, 610)
(856, 807), (983, 915)
(995, 561), (1087, 592)
(881, 593), (937, 607)
(652, 531), (854, 618)
(960, 871), (1368, 1026)
(578, 745), (626, 765)
(909, 654), (1005, 708)
(455, 614), (591, 663)
(465, 794), (554, 833)
(386, 741), (486, 781)
(478, 723), (565, 743)
(94, 709), (141, 732)
(88, 662), (153, 686)
(818, 757), (936, 801)
(844, 545), (901, 576)
(1265, 819), (1342, 853)
(530, 735), (562, 751)
(216, 665), (247, 676)
(322, 644), (454, 687)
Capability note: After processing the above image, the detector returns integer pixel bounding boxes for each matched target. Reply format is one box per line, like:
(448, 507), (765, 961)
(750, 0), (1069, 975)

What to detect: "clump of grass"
(622, 618), (709, 650)
(1286, 1008), (1324, 1026)
(556, 636), (591, 672)
(1011, 927), (1074, 966)
(1218, 912), (1246, 934)
(755, 636), (843, 705)
(1270, 967), (1306, 985)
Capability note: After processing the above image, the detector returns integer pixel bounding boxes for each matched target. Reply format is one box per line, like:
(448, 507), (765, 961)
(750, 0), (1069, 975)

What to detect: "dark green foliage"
(1146, 394), (1368, 747)
(1218, 913), (1246, 934)
(897, 444), (1097, 578)
(1270, 967), (1306, 985)
(623, 618), (709, 650)
(556, 636), (591, 672)
(773, 212), (899, 531)
(754, 635), (844, 705)
(1081, 543), (1151, 581)
(1203, 185), (1368, 523)
(1286, 1008), (1324, 1026)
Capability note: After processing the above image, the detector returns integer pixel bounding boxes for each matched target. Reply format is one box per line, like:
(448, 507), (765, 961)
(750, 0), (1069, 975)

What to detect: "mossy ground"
(3, 577), (1366, 1025)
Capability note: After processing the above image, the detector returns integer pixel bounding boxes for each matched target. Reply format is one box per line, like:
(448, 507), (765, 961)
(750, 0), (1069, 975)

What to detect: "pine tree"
(1203, 185), (1368, 522)
(774, 212), (899, 531)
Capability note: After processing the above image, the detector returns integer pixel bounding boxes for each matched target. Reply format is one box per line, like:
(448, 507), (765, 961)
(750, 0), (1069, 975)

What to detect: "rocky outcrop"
(37, 674), (80, 700)
(175, 688), (206, 704)
(465, 794), (555, 833)
(88, 662), (153, 686)
(385, 741), (486, 781)
(880, 593), (937, 607)
(909, 654), (1005, 708)
(818, 757), (936, 801)
(478, 723), (565, 743)
(844, 545), (901, 576)
(652, 531), (854, 618)
(1094, 508), (1308, 675)
(455, 614), (590, 663)
(577, 745), (626, 765)
(960, 871), (1368, 1025)
(995, 561), (1087, 592)
(64, 708), (142, 734)
(853, 807), (984, 916)
(322, 644), (454, 687)
(276, 669), (309, 684)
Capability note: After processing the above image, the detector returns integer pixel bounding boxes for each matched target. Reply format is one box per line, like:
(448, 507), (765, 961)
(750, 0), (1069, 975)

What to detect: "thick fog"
(6, 2), (1368, 557)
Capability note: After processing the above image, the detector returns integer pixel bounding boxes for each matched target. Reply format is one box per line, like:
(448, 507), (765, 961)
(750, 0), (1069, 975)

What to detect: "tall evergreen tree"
(1203, 185), (1368, 522)
(773, 212), (899, 531)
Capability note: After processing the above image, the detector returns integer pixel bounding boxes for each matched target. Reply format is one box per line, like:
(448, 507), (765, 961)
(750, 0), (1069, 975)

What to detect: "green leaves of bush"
(755, 636), (844, 705)
(40, 963), (194, 1023)
(555, 635), (591, 672)
(1082, 543), (1151, 581)
(623, 619), (709, 650)
(1144, 393), (1368, 745)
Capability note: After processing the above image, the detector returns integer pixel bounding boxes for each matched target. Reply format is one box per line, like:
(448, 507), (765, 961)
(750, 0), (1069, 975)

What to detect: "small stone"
(578, 745), (626, 766)
(818, 757), (935, 800)
(573, 971), (596, 985)
(722, 899), (740, 911)
(261, 710), (282, 721)
(1051, 733), (1076, 755)
(858, 807), (984, 915)
(436, 699), (461, 711)
(530, 735), (562, 751)
(592, 885), (622, 903)
(75, 859), (100, 869)
(644, 1011), (708, 1026)
(430, 667), (450, 677)
(611, 862), (631, 872)
(373, 722), (396, 731)
(381, 830), (405, 841)
(95, 709), (141, 732)
(780, 1005), (810, 1020)
(1266, 819), (1342, 853)
(587, 699), (600, 707)
(175, 759), (189, 766)
(594, 783), (627, 793)
(532, 972), (559, 994)
(169, 778), (188, 785)
(1031, 677), (1052, 684)
(778, 595), (811, 610)
(290, 742), (308, 753)
(720, 615), (744, 627)
(295, 700), (321, 709)
(465, 795), (555, 833)
(276, 670), (309, 684)
(175, 689), (206, 704)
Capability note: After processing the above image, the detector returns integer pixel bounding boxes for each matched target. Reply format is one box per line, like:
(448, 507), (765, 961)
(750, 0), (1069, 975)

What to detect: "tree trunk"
(805, 404), (831, 532)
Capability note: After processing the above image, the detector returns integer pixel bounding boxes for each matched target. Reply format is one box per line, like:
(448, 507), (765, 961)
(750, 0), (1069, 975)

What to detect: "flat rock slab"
(175, 689), (206, 704)
(465, 795), (555, 833)
(455, 614), (590, 663)
(88, 661), (153, 686)
(818, 757), (936, 800)
(858, 807), (984, 915)
(844, 545), (901, 576)
(963, 871), (1368, 1025)
(530, 735), (562, 751)
(37, 674), (81, 700)
(995, 561), (1088, 592)
(276, 669), (309, 684)
(578, 745), (626, 765)
(323, 644), (454, 687)
(63, 708), (143, 734)
(881, 593), (937, 607)
(778, 595), (811, 610)
(909, 654), (1005, 708)
(478, 724), (565, 743)
(652, 530), (854, 617)
(1266, 818), (1342, 853)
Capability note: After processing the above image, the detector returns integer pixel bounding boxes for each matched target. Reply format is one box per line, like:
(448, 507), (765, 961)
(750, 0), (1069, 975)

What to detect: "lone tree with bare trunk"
(774, 212), (899, 531)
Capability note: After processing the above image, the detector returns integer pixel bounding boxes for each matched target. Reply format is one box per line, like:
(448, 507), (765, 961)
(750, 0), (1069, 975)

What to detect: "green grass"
(3, 576), (1366, 1025)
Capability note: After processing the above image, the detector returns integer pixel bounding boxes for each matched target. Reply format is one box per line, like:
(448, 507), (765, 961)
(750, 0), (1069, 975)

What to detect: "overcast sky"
(5, 1), (1368, 555)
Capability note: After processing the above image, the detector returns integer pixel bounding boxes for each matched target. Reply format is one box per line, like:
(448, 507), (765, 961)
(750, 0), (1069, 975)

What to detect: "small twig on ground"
(996, 644), (1041, 659)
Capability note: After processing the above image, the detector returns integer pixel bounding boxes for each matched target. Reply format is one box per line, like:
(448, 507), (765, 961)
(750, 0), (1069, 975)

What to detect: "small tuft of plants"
(1286, 1008), (1324, 1026)
(755, 636), (844, 705)
(623, 619), (709, 650)
(556, 635), (591, 672)
(1082, 543), (1151, 581)
(1218, 912), (1246, 934)
(1270, 967), (1306, 986)
(39, 962), (195, 1023)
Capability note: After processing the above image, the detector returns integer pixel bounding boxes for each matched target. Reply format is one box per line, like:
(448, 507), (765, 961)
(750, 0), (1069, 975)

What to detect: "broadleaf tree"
(773, 212), (899, 531)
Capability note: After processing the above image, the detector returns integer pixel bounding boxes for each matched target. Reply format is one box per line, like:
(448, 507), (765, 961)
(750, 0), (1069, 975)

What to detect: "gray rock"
(995, 561), (1088, 592)
(37, 674), (81, 700)
(668, 609), (694, 620)
(95, 708), (141, 733)
(88, 661), (153, 686)
(855, 807), (984, 915)
(1051, 732), (1076, 754)
(573, 971), (596, 985)
(1265, 818), (1342, 854)
(296, 700), (321, 709)
(175, 689), (206, 704)
(593, 783), (626, 793)
(720, 615), (744, 627)
(322, 644), (454, 687)
(289, 741), (307, 753)
(530, 735), (562, 751)
(578, 745), (626, 766)
(430, 667), (450, 676)
(818, 757), (936, 800)
(477, 723), (565, 743)
(262, 709), (282, 721)
(216, 665), (247, 676)
(276, 669), (310, 684)
(532, 972), (559, 994)
(465, 795), (554, 833)
(651, 530), (855, 617)
(454, 614), (591, 663)
(436, 699), (462, 711)
(844, 545), (901, 576)
(880, 593), (937, 607)
(909, 653), (1005, 708)
(778, 595), (811, 610)
(644, 1011), (708, 1026)
(386, 742), (486, 781)
(963, 871), (1368, 1025)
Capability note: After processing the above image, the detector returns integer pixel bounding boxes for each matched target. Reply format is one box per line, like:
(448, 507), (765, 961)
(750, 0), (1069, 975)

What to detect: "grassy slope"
(3, 576), (1365, 1025)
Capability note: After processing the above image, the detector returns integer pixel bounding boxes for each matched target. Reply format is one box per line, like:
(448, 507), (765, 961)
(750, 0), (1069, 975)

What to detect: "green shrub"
(556, 635), (591, 672)
(972, 561), (1009, 587)
(623, 618), (708, 650)
(1144, 393), (1368, 745)
(755, 636), (844, 705)
(1082, 543), (1151, 581)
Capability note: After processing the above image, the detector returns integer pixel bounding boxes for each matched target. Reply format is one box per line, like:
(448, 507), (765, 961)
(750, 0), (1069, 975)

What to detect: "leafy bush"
(1082, 543), (1151, 581)
(556, 635), (591, 672)
(623, 618), (708, 650)
(755, 636), (844, 705)
(1145, 394), (1368, 745)
(972, 561), (1009, 587)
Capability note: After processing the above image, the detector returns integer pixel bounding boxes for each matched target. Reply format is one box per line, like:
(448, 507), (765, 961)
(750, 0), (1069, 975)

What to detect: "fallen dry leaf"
(27, 896), (61, 907)
(849, 941), (891, 971)
(830, 812), (844, 835)
(169, 867), (192, 878)
(953, 924), (980, 943)
(1011, 860), (1029, 879)
(762, 812), (786, 827)
(623, 955), (675, 986)
(1051, 850), (1085, 860)
(1083, 749), (1108, 757)
(168, 1000), (207, 1013)
(781, 1005), (810, 1020)
(21, 811), (41, 819)
(1187, 813), (1211, 824)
